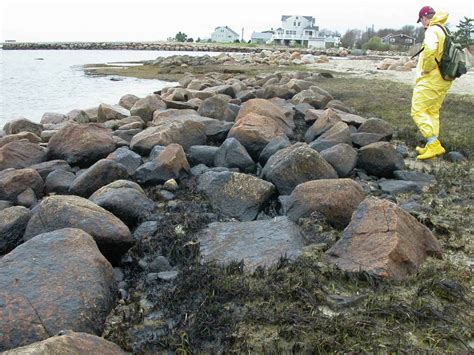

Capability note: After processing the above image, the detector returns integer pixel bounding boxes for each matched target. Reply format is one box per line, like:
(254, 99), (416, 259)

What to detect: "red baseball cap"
(417, 6), (435, 23)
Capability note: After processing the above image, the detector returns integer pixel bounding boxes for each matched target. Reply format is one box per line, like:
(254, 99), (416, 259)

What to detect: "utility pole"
(241, 27), (244, 42)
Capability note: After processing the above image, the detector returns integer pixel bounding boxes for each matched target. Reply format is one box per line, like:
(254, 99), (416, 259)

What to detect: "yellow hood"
(429, 11), (449, 26)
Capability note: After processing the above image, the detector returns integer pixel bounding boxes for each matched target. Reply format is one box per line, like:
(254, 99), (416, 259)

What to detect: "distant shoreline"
(0, 41), (342, 55)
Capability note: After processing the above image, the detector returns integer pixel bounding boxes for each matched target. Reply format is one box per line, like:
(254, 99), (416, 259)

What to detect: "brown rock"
(228, 113), (286, 158)
(0, 140), (46, 171)
(118, 94), (140, 110)
(2, 331), (126, 354)
(326, 197), (442, 280)
(236, 98), (295, 138)
(97, 104), (130, 123)
(284, 179), (365, 228)
(0, 168), (43, 202)
(47, 122), (116, 167)
(130, 94), (166, 122)
(0, 229), (115, 351)
(23, 195), (133, 264)
(305, 108), (342, 142)
(3, 118), (43, 136)
(0, 132), (42, 147)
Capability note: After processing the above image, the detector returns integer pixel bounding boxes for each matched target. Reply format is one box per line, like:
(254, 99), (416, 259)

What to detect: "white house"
(211, 26), (239, 43)
(271, 15), (320, 46)
(251, 30), (274, 44)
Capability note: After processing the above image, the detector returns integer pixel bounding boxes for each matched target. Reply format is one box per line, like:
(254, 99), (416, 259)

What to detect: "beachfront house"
(382, 33), (415, 48)
(251, 30), (274, 44)
(211, 26), (240, 43)
(272, 15), (319, 47)
(271, 15), (340, 48)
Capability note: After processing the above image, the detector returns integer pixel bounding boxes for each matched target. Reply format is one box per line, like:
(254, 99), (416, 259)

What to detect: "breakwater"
(1, 41), (342, 55)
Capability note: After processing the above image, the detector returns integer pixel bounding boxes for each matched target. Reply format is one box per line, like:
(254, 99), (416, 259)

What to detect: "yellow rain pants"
(411, 11), (452, 139)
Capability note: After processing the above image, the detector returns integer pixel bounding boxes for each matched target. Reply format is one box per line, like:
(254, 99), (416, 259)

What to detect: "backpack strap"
(433, 24), (449, 36)
(411, 47), (424, 59)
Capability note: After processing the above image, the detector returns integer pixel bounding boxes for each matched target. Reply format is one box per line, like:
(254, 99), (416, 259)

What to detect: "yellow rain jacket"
(411, 11), (452, 139)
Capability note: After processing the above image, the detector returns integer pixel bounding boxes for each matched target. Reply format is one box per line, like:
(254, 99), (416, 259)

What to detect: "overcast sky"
(1, 0), (472, 42)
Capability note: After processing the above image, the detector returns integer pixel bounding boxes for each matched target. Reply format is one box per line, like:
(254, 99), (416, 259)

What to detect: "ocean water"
(0, 50), (217, 127)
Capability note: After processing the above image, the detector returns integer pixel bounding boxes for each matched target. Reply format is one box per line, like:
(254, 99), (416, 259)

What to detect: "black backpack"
(434, 24), (467, 80)
(411, 24), (468, 80)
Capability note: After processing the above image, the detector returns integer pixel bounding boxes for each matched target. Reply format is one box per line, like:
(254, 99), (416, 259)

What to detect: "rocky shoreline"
(0, 60), (472, 353)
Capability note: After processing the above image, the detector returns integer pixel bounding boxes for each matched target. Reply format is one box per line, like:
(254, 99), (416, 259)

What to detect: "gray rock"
(29, 160), (72, 180)
(444, 151), (467, 163)
(188, 145), (219, 167)
(45, 169), (76, 195)
(258, 135), (291, 165)
(378, 179), (423, 195)
(130, 94), (166, 122)
(393, 170), (436, 183)
(320, 143), (358, 178)
(133, 221), (159, 241)
(157, 271), (178, 281)
(357, 142), (405, 178)
(0, 206), (31, 255)
(198, 171), (275, 221)
(67, 109), (89, 123)
(106, 147), (143, 175)
(214, 138), (255, 173)
(23, 195), (133, 264)
(119, 94), (140, 110)
(16, 188), (37, 208)
(97, 104), (130, 123)
(309, 121), (352, 152)
(198, 217), (304, 271)
(69, 159), (129, 198)
(351, 132), (388, 147)
(113, 128), (143, 143)
(0, 229), (115, 351)
(262, 143), (338, 195)
(40, 112), (68, 125)
(149, 256), (172, 272)
(89, 180), (154, 227)
(148, 145), (166, 160)
(0, 200), (13, 211)
(197, 96), (238, 122)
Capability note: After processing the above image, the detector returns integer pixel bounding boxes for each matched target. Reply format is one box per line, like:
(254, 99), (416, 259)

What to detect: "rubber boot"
(416, 145), (427, 154)
(416, 139), (446, 160)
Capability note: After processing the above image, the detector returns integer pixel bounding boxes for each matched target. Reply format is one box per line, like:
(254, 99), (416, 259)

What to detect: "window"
(298, 22), (300, 26)
(390, 38), (395, 43)
(405, 38), (413, 43)
(294, 22), (296, 26)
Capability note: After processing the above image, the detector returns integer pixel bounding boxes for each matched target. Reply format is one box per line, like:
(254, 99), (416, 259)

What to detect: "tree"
(341, 29), (361, 48)
(454, 17), (473, 48)
(362, 36), (390, 51)
(175, 32), (188, 42)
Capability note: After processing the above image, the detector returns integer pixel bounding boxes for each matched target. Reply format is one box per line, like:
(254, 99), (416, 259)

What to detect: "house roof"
(214, 26), (239, 36)
(303, 26), (318, 30)
(384, 33), (415, 40)
(281, 15), (314, 22)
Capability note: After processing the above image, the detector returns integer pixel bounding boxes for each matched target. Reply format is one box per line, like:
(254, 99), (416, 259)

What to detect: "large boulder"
(119, 94), (140, 110)
(44, 169), (76, 195)
(283, 179), (365, 228)
(2, 331), (126, 355)
(0, 132), (42, 147)
(309, 121), (352, 152)
(357, 142), (405, 177)
(262, 143), (338, 195)
(130, 120), (206, 155)
(106, 147), (143, 175)
(214, 138), (255, 173)
(0, 168), (44, 203)
(0, 206), (31, 255)
(305, 108), (342, 142)
(198, 217), (304, 271)
(40, 112), (68, 125)
(320, 143), (358, 178)
(0, 229), (115, 351)
(89, 180), (154, 227)
(236, 98), (295, 137)
(47, 123), (116, 167)
(3, 118), (43, 136)
(97, 103), (130, 123)
(258, 135), (291, 165)
(290, 87), (333, 109)
(69, 159), (129, 197)
(228, 113), (286, 158)
(326, 197), (442, 280)
(197, 95), (238, 122)
(198, 171), (275, 221)
(23, 195), (133, 264)
(188, 145), (219, 167)
(135, 143), (190, 185)
(130, 94), (166, 122)
(0, 140), (46, 171)
(358, 117), (394, 137)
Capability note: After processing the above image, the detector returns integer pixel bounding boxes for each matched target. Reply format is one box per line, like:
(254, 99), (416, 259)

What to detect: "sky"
(0, 0), (472, 42)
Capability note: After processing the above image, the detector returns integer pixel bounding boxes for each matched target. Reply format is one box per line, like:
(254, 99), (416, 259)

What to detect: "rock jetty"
(1, 63), (457, 353)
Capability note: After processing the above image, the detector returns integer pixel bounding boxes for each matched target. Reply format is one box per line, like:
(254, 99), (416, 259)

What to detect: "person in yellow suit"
(411, 6), (452, 160)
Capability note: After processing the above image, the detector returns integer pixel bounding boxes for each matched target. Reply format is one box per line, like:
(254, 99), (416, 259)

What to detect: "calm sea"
(0, 50), (217, 127)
